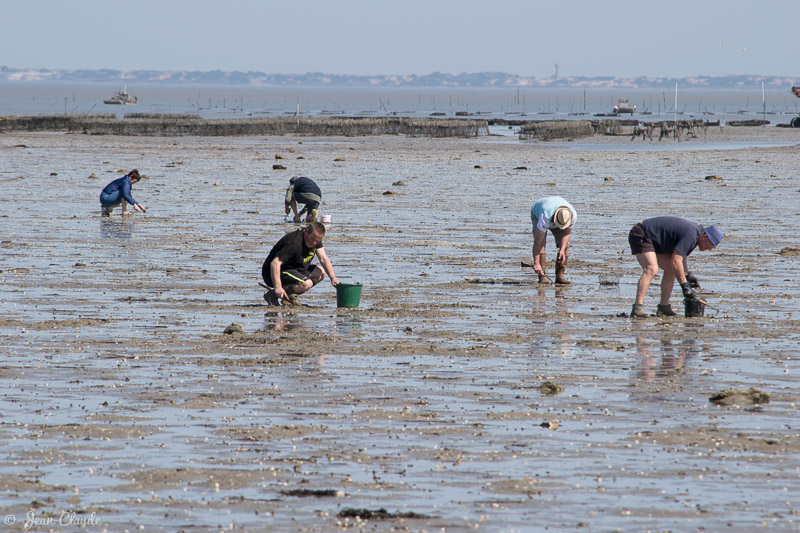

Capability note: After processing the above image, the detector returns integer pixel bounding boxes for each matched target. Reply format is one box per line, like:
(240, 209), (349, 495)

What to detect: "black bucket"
(684, 298), (705, 318)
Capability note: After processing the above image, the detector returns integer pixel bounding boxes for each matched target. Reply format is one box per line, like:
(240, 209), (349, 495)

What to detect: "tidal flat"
(1, 127), (799, 532)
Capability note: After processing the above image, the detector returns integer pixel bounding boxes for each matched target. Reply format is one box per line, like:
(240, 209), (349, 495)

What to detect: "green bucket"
(336, 283), (362, 308)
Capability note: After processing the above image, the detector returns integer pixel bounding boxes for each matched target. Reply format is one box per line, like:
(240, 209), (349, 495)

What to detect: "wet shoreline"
(1, 129), (799, 531)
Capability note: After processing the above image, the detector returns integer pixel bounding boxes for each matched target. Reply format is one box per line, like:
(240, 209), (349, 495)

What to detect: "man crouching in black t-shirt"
(261, 222), (340, 306)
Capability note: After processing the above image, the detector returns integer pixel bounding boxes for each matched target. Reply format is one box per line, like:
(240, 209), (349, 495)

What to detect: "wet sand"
(1, 126), (800, 532)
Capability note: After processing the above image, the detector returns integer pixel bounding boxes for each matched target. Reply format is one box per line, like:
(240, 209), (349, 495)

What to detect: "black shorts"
(262, 263), (318, 288)
(628, 223), (655, 255)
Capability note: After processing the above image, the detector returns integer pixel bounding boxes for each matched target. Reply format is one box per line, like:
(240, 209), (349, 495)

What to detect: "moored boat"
(612, 98), (635, 115)
(104, 88), (137, 105)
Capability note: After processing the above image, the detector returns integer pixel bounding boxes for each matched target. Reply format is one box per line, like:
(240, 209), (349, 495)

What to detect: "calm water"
(2, 82), (800, 122)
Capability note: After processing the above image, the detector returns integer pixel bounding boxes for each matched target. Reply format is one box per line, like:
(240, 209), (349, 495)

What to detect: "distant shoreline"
(1, 66), (797, 90)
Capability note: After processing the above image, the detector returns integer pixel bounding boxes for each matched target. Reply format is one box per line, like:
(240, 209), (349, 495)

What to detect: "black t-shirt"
(263, 229), (323, 273)
(641, 216), (702, 257)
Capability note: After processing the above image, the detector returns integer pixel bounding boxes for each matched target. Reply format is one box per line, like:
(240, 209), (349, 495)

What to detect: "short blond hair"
(306, 221), (326, 236)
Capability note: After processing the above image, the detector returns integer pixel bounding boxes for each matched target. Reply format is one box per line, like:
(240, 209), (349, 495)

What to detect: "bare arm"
(270, 257), (287, 299)
(671, 253), (687, 284)
(316, 247), (339, 286)
(557, 228), (572, 262)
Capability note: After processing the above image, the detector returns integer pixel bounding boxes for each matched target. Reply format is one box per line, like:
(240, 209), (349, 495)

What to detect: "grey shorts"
(295, 192), (321, 211)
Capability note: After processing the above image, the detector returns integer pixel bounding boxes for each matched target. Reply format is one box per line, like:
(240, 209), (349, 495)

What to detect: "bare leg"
(656, 253), (676, 306)
(634, 252), (659, 305)
(121, 199), (129, 215)
(538, 250), (548, 283)
(284, 267), (326, 299)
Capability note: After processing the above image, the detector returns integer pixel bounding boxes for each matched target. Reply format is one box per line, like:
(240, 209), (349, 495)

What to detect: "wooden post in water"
(674, 83), (678, 140)
(762, 81), (766, 121)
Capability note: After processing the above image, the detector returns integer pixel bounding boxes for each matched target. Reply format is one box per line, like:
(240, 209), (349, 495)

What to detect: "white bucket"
(321, 214), (331, 223)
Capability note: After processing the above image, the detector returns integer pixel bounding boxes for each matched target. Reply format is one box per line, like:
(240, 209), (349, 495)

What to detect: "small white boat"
(612, 98), (635, 115)
(104, 88), (137, 105)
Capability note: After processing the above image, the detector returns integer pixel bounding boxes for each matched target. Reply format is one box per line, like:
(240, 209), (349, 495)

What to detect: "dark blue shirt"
(101, 175), (138, 205)
(290, 177), (321, 197)
(641, 216), (702, 257)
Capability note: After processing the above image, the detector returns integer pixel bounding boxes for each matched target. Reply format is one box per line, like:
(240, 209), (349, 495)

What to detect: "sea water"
(2, 82), (799, 122)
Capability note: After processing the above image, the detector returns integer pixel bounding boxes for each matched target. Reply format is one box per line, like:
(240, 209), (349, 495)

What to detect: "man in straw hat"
(530, 196), (577, 285)
(628, 216), (722, 318)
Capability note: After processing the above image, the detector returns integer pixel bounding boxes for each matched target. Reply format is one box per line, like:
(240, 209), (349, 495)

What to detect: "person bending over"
(628, 216), (721, 318)
(530, 196), (577, 285)
(285, 176), (321, 223)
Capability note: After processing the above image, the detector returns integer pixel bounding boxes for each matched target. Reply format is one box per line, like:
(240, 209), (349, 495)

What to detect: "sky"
(3, 0), (796, 78)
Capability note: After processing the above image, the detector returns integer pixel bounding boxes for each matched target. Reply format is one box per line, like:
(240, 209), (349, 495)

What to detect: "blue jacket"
(101, 175), (138, 205)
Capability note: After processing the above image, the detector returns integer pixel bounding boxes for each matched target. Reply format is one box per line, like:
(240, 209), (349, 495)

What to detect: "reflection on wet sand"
(635, 334), (697, 381)
(99, 217), (134, 240)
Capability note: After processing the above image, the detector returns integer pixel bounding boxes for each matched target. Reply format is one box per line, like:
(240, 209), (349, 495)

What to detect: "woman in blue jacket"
(100, 169), (147, 216)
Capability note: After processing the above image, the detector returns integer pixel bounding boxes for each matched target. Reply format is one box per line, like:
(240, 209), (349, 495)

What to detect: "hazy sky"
(3, 0), (796, 78)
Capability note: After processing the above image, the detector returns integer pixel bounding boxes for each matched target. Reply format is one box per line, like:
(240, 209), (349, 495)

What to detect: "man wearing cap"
(285, 176), (322, 223)
(628, 216), (722, 318)
(530, 196), (577, 285)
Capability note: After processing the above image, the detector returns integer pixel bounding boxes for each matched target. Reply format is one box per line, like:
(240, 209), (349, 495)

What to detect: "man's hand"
(686, 271), (701, 289)
(680, 282), (696, 300)
(274, 287), (288, 300)
(330, 277), (340, 287)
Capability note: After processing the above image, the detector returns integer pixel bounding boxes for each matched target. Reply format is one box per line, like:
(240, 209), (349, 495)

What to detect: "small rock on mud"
(223, 323), (245, 335)
(709, 388), (770, 406)
(338, 508), (430, 519)
(540, 381), (564, 395)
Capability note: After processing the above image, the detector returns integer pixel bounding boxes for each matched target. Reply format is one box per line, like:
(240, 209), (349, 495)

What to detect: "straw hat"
(553, 206), (573, 229)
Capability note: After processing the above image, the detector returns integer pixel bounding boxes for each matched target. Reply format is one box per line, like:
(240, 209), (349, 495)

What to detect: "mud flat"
(1, 127), (799, 531)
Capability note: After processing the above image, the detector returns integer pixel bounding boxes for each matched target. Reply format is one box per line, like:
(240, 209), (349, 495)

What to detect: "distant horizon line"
(1, 66), (797, 90)
(2, 65), (796, 78)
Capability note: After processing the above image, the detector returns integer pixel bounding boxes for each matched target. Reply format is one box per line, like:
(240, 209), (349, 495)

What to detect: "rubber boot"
(656, 304), (677, 316)
(537, 251), (549, 284)
(264, 289), (281, 306)
(555, 255), (572, 285)
(630, 303), (648, 318)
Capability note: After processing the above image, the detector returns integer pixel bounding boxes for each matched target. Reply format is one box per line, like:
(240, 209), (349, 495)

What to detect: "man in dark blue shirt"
(285, 176), (322, 223)
(628, 216), (722, 318)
